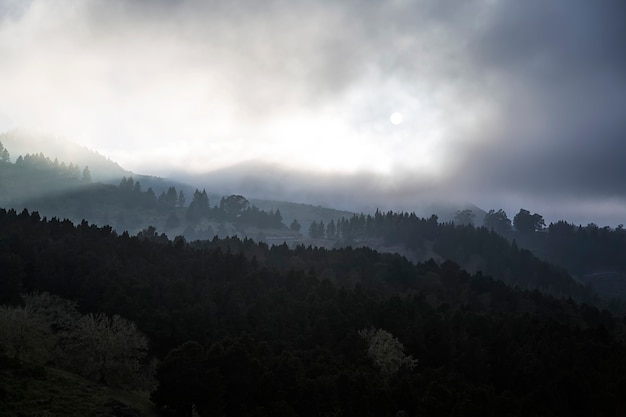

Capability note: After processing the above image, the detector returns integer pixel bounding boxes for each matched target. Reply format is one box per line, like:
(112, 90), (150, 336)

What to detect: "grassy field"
(0, 359), (159, 417)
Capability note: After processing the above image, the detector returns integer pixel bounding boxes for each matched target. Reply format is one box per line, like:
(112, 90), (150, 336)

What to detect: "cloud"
(457, 0), (626, 200)
(0, 0), (625, 225)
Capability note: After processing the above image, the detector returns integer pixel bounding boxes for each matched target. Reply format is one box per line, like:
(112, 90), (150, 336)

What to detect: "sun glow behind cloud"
(0, 0), (497, 181)
(3, 0), (625, 225)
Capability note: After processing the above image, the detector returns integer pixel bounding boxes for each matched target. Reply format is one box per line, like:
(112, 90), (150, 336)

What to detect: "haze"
(1, 0), (625, 225)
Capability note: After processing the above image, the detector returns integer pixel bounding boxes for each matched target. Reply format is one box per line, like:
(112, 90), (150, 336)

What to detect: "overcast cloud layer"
(0, 0), (625, 225)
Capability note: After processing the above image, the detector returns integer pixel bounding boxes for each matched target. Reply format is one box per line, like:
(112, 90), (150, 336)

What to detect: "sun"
(390, 112), (403, 125)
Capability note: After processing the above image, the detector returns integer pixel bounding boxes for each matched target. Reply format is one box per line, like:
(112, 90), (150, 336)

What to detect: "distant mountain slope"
(0, 153), (92, 205)
(249, 199), (355, 230)
(0, 129), (130, 182)
(176, 160), (487, 222)
(0, 130), (200, 204)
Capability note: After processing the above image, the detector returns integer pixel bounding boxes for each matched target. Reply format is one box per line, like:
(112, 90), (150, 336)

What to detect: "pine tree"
(165, 187), (178, 208)
(308, 221), (318, 238)
(290, 219), (301, 232)
(186, 189), (210, 223)
(82, 166), (92, 182)
(0, 141), (9, 163)
(326, 219), (336, 239)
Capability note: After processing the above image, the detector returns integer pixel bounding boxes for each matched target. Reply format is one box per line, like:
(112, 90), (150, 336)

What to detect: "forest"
(3, 1), (626, 415)
(2, 208), (626, 416)
(2, 141), (626, 416)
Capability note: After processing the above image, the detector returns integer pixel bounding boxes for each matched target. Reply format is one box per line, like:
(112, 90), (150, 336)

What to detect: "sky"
(0, 0), (625, 225)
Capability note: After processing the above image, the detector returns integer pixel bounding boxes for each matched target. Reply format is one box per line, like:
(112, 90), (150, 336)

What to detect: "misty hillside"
(3, 137), (624, 308)
(3, 1), (626, 415)
(0, 130), (130, 182)
(249, 199), (355, 232)
(0, 150), (94, 205)
(174, 160), (488, 223)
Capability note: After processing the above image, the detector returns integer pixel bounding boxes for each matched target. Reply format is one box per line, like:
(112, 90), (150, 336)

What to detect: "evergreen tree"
(483, 209), (512, 234)
(326, 219), (336, 239)
(144, 187), (157, 207)
(454, 209), (475, 226)
(82, 166), (92, 182)
(0, 141), (10, 163)
(178, 190), (186, 207)
(317, 220), (325, 238)
(186, 189), (210, 224)
(165, 187), (178, 208)
(309, 221), (318, 238)
(273, 209), (283, 228)
(290, 219), (301, 232)
(119, 177), (134, 192)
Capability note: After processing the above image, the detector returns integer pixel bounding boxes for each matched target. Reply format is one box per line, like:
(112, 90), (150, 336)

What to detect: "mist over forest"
(2, 0), (626, 415)
(2, 129), (626, 415)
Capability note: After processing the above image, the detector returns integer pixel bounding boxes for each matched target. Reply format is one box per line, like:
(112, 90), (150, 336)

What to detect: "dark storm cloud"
(452, 0), (626, 208)
(475, 0), (626, 77)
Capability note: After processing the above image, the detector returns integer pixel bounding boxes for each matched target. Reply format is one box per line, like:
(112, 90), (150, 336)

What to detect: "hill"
(0, 129), (130, 183)
(2, 133), (624, 307)
(0, 358), (157, 417)
(2, 209), (626, 416)
(249, 199), (354, 232)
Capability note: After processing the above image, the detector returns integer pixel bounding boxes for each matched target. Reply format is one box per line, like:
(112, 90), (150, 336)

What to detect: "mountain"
(2, 131), (624, 307)
(0, 129), (130, 182)
(174, 160), (486, 222)
(249, 199), (354, 230)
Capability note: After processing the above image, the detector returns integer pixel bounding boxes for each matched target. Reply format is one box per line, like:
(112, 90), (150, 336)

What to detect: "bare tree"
(68, 313), (152, 388)
(359, 328), (417, 380)
(0, 305), (51, 364)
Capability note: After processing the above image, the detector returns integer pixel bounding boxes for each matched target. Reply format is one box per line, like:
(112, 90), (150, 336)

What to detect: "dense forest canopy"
(3, 0), (626, 413)
(2, 208), (626, 416)
(2, 140), (626, 415)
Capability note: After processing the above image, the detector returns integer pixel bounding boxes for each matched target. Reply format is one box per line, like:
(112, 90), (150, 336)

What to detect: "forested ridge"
(316, 210), (625, 307)
(0, 145), (289, 239)
(301, 211), (598, 305)
(2, 208), (626, 416)
(2, 143), (624, 309)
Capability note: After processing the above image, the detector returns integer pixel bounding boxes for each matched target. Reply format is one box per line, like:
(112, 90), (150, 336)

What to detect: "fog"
(1, 0), (625, 226)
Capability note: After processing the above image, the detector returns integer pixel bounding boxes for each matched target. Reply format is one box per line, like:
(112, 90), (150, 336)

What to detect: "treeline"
(185, 190), (285, 229)
(2, 208), (626, 415)
(13, 153), (91, 182)
(307, 211), (596, 304)
(0, 144), (92, 205)
(309, 209), (625, 277)
(40, 175), (286, 232)
(442, 208), (626, 303)
(517, 221), (626, 298)
(453, 208), (626, 286)
(0, 140), (10, 162)
(0, 142), (287, 234)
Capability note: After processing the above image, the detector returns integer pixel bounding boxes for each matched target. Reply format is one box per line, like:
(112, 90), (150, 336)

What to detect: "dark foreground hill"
(0, 357), (158, 417)
(2, 208), (626, 416)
